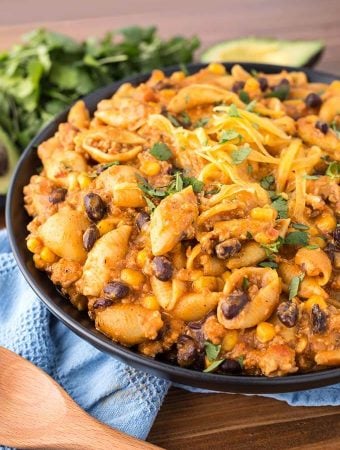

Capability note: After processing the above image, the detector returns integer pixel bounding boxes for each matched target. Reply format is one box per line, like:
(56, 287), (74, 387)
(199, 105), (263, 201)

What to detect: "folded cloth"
(1, 228), (340, 449)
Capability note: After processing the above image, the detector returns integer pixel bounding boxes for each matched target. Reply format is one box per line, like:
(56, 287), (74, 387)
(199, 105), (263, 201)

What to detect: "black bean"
(177, 335), (198, 368)
(215, 238), (241, 260)
(219, 358), (242, 374)
(93, 298), (113, 309)
(0, 143), (8, 176)
(221, 291), (249, 320)
(232, 80), (245, 93)
(315, 120), (329, 134)
(258, 77), (268, 92)
(333, 227), (340, 247)
(311, 304), (327, 333)
(103, 281), (130, 300)
(49, 188), (67, 204)
(84, 193), (106, 221)
(277, 301), (298, 327)
(152, 256), (173, 281)
(136, 211), (150, 230)
(305, 93), (322, 108)
(83, 224), (99, 251)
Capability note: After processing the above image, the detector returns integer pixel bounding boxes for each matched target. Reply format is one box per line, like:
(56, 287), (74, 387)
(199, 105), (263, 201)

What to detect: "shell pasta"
(24, 64), (340, 377)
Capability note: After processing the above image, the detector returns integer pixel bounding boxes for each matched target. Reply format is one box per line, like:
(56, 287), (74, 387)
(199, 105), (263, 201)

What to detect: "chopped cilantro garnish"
(284, 231), (309, 247)
(271, 195), (288, 219)
(220, 129), (242, 143)
(231, 146), (251, 165)
(204, 341), (221, 361)
(150, 142), (173, 161)
(258, 260), (278, 269)
(183, 176), (204, 193)
(292, 223), (309, 231)
(242, 277), (249, 291)
(265, 83), (290, 101)
(305, 244), (319, 250)
(261, 237), (283, 256)
(326, 161), (340, 179)
(228, 103), (240, 117)
(330, 120), (340, 139)
(166, 113), (181, 127)
(203, 359), (225, 373)
(304, 174), (320, 180)
(260, 174), (275, 190)
(194, 117), (209, 128)
(144, 196), (157, 212)
(179, 111), (191, 126)
(175, 171), (183, 191)
(239, 90), (250, 104)
(289, 274), (304, 300)
(246, 100), (257, 112)
(236, 355), (245, 368)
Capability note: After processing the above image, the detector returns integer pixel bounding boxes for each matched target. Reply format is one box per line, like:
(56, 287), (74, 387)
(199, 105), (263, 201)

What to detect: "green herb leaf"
(289, 274), (304, 300)
(228, 104), (240, 118)
(194, 117), (209, 128)
(182, 176), (204, 193)
(179, 111), (191, 126)
(305, 244), (319, 250)
(292, 223), (309, 231)
(261, 237), (283, 256)
(144, 196), (157, 213)
(204, 341), (221, 361)
(285, 231), (309, 246)
(330, 120), (340, 139)
(271, 195), (288, 219)
(326, 161), (340, 179)
(175, 171), (183, 191)
(304, 174), (320, 180)
(239, 90), (250, 104)
(265, 84), (290, 101)
(246, 100), (257, 112)
(166, 113), (181, 127)
(136, 175), (167, 198)
(260, 174), (275, 190)
(231, 146), (251, 165)
(242, 277), (249, 290)
(236, 355), (245, 368)
(258, 260), (278, 269)
(203, 359), (225, 373)
(220, 130), (242, 143)
(150, 142), (173, 161)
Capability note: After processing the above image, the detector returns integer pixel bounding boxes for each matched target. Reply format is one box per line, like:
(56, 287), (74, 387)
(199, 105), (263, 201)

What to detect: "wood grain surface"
(1, 1), (339, 449)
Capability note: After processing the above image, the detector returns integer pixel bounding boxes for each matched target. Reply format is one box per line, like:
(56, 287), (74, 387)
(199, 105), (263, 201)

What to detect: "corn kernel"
(304, 295), (327, 311)
(68, 173), (79, 191)
(256, 322), (276, 343)
(40, 246), (57, 263)
(193, 276), (218, 292)
(244, 77), (260, 93)
(207, 63), (226, 75)
(222, 330), (239, 351)
(77, 172), (92, 189)
(97, 218), (117, 236)
(121, 268), (145, 289)
(140, 161), (161, 177)
(142, 295), (160, 311)
(136, 249), (150, 268)
(250, 207), (276, 222)
(315, 214), (337, 234)
(26, 237), (42, 254)
(222, 270), (232, 282)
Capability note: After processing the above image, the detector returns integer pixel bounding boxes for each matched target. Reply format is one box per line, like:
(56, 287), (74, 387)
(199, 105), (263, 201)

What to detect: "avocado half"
(0, 127), (19, 198)
(200, 37), (325, 67)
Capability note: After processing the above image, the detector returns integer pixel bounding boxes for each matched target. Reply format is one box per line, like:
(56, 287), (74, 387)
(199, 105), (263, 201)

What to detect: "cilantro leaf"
(326, 161), (340, 179)
(304, 174), (320, 180)
(261, 237), (283, 256)
(271, 195), (288, 219)
(194, 117), (209, 128)
(144, 196), (157, 213)
(292, 223), (309, 231)
(260, 175), (275, 190)
(165, 113), (181, 127)
(204, 341), (221, 361)
(258, 260), (278, 269)
(220, 130), (242, 143)
(285, 231), (309, 247)
(330, 121), (340, 139)
(182, 175), (204, 193)
(265, 83), (290, 101)
(231, 146), (251, 165)
(289, 274), (304, 300)
(150, 142), (173, 161)
(228, 104), (240, 117)
(203, 359), (225, 373)
(305, 244), (319, 250)
(179, 111), (191, 126)
(242, 277), (249, 290)
(239, 90), (250, 104)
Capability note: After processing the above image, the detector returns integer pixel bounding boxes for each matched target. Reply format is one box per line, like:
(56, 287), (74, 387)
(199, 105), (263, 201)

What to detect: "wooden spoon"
(0, 346), (163, 449)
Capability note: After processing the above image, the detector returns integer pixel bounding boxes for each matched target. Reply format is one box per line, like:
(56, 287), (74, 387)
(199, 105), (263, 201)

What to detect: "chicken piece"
(297, 115), (340, 158)
(24, 175), (58, 219)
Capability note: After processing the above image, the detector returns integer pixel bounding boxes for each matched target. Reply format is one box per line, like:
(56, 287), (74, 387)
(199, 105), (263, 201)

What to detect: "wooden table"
(1, 1), (340, 448)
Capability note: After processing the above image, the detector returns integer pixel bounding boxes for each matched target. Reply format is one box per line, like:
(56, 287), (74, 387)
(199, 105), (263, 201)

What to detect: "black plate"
(6, 63), (340, 393)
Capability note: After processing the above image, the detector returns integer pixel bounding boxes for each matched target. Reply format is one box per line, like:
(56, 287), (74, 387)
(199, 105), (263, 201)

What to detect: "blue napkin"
(1, 229), (339, 450)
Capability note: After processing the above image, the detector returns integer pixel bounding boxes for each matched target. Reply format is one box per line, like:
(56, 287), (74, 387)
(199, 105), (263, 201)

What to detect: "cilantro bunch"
(0, 27), (199, 151)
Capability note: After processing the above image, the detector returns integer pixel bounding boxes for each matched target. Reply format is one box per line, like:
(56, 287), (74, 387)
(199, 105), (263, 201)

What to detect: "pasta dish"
(24, 63), (340, 376)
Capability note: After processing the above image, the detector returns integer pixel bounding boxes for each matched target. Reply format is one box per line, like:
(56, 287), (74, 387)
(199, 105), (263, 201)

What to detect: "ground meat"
(24, 175), (58, 219)
(50, 259), (83, 288)
(203, 315), (226, 344)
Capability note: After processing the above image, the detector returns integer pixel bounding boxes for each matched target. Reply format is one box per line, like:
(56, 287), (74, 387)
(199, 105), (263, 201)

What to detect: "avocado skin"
(200, 38), (325, 68)
(0, 126), (19, 202)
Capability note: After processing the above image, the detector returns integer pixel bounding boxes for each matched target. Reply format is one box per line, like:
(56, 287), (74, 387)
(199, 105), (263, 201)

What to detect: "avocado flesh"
(0, 127), (19, 195)
(201, 38), (325, 67)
